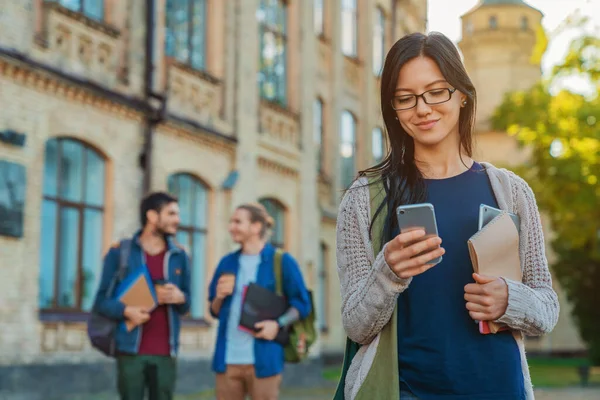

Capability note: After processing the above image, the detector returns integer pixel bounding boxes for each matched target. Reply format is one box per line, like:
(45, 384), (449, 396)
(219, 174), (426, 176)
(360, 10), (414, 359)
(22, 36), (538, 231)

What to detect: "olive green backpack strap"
(274, 249), (284, 296)
(368, 177), (387, 255)
(353, 176), (400, 400)
(333, 176), (400, 400)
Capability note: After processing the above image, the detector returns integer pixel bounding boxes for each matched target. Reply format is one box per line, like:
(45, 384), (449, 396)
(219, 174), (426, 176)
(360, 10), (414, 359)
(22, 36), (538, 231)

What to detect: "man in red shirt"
(93, 192), (192, 400)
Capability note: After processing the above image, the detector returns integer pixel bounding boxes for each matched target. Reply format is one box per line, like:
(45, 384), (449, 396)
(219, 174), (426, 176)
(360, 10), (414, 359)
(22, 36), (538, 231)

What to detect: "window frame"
(340, 110), (357, 189)
(314, 0), (324, 36)
(341, 0), (358, 57)
(373, 7), (385, 76)
(372, 126), (385, 164)
(258, 0), (288, 106)
(167, 172), (209, 321)
(39, 138), (106, 314)
(49, 0), (105, 21)
(165, 0), (208, 71)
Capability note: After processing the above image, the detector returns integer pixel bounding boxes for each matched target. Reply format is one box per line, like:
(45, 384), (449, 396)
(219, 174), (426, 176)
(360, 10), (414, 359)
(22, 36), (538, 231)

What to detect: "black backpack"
(87, 239), (131, 357)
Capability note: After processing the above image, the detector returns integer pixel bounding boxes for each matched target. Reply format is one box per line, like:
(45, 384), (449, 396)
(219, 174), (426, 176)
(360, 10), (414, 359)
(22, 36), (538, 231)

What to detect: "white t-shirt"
(225, 254), (261, 365)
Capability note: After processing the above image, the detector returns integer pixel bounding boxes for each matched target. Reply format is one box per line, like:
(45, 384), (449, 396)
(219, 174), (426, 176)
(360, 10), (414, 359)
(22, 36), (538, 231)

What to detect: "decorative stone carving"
(167, 63), (222, 129)
(54, 24), (71, 57)
(258, 157), (299, 179)
(78, 34), (93, 66)
(98, 43), (111, 67)
(41, 3), (120, 85)
(62, 326), (84, 351)
(42, 325), (59, 352)
(259, 101), (300, 152)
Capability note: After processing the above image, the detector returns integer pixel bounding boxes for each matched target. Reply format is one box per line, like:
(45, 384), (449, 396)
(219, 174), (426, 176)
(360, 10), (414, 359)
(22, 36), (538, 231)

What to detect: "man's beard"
(153, 224), (174, 238)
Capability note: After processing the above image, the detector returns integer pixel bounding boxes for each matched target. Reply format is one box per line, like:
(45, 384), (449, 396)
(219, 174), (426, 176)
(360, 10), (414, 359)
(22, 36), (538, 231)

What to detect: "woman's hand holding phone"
(383, 229), (445, 279)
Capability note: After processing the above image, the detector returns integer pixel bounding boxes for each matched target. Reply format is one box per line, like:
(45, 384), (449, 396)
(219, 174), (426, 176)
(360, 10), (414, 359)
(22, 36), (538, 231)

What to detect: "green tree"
(492, 23), (600, 363)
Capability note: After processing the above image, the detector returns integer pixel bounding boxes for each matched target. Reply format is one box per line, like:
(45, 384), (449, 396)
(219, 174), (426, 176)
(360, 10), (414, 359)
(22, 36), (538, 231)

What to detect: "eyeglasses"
(391, 88), (457, 111)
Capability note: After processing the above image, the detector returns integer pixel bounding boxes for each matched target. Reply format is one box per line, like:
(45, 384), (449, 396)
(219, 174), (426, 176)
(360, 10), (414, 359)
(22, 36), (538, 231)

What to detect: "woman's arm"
(495, 174), (560, 335)
(337, 178), (411, 344)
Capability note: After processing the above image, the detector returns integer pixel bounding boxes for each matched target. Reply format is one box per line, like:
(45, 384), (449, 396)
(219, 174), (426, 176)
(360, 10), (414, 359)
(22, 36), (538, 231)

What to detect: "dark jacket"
(93, 231), (191, 356)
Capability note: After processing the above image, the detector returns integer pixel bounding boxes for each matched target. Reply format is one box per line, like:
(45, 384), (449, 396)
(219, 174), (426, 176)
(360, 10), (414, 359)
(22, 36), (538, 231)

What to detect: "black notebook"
(239, 283), (290, 345)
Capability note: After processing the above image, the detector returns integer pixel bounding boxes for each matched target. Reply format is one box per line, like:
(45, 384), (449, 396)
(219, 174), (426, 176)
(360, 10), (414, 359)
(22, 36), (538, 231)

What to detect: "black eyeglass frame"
(390, 88), (458, 111)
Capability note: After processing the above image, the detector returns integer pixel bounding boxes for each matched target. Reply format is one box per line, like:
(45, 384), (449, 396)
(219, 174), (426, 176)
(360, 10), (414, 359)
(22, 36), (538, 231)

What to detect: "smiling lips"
(415, 119), (439, 130)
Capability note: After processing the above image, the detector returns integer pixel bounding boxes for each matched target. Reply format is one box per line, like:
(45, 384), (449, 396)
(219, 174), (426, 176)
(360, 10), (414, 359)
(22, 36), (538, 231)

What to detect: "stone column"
(230, 0), (260, 208)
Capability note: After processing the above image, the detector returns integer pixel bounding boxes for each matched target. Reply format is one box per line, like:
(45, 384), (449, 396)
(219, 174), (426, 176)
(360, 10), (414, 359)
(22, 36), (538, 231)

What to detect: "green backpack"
(273, 249), (317, 363)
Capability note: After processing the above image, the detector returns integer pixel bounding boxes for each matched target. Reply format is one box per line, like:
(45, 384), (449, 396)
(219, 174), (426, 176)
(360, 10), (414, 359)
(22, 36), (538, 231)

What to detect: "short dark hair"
(140, 192), (178, 227)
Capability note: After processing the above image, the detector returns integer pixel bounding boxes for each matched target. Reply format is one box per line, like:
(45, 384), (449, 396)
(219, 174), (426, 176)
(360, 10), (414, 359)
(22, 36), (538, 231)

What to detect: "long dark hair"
(360, 32), (477, 244)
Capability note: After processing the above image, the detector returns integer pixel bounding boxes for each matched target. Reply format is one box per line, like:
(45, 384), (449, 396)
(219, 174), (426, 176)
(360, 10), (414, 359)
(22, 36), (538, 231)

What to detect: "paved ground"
(31, 385), (600, 400)
(274, 387), (600, 400)
(534, 387), (600, 400)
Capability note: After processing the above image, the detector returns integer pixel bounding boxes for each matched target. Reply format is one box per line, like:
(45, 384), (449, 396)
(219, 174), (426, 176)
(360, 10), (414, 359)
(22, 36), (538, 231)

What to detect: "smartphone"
(478, 204), (520, 233)
(396, 203), (442, 265)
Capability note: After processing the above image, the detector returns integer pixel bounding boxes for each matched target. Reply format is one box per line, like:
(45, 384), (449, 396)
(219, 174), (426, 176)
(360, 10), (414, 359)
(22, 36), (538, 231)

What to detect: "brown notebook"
(468, 212), (521, 333)
(118, 273), (157, 332)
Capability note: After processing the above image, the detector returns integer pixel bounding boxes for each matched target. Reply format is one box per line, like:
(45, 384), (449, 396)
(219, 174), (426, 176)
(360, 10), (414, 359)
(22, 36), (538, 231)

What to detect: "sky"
(426, 0), (599, 94)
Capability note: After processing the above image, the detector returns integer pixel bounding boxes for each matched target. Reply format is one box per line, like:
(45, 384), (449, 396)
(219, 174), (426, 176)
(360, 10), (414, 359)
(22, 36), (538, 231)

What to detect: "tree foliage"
(491, 22), (600, 363)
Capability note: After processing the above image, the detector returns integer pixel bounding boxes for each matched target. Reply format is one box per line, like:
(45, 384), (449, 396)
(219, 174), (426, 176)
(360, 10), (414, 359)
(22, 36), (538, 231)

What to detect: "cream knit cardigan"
(336, 163), (560, 400)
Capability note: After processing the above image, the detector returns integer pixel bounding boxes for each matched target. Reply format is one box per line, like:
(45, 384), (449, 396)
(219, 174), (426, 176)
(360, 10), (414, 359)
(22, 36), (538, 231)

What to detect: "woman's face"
(393, 56), (466, 150)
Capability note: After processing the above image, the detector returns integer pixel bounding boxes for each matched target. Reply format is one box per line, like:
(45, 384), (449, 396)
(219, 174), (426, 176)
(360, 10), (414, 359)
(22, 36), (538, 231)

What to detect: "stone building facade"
(0, 0), (427, 397)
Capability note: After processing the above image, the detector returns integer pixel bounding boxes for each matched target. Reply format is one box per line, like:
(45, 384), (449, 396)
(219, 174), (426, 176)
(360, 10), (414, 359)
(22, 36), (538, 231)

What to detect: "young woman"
(335, 32), (559, 400)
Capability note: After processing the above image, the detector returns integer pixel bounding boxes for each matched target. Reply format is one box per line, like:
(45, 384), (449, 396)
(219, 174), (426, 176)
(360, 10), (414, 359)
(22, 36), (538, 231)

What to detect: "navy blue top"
(396, 163), (525, 399)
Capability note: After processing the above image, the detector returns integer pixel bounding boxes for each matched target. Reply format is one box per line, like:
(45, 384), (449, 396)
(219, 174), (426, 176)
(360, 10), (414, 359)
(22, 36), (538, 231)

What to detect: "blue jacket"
(93, 231), (191, 356)
(208, 244), (311, 378)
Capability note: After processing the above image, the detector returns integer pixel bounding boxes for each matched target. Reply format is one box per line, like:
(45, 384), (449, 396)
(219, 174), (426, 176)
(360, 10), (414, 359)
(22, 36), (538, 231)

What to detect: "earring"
(462, 100), (467, 107)
(395, 117), (399, 120)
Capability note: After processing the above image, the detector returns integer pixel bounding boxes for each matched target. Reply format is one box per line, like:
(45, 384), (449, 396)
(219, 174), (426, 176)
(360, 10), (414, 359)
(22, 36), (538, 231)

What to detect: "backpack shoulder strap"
(367, 176), (387, 255)
(103, 239), (132, 298)
(273, 248), (284, 296)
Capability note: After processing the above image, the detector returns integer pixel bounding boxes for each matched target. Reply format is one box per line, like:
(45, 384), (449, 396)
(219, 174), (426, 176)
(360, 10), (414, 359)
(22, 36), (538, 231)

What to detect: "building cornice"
(0, 47), (147, 121)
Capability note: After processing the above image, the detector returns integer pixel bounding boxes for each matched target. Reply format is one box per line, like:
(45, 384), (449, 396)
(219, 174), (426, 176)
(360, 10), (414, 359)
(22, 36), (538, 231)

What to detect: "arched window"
(165, 0), (207, 70)
(340, 111), (356, 188)
(258, 0), (288, 105)
(39, 138), (106, 311)
(341, 0), (357, 56)
(373, 8), (385, 76)
(259, 198), (285, 249)
(314, 98), (324, 172)
(489, 15), (498, 30)
(372, 127), (384, 164)
(52, 0), (104, 21)
(168, 173), (208, 319)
